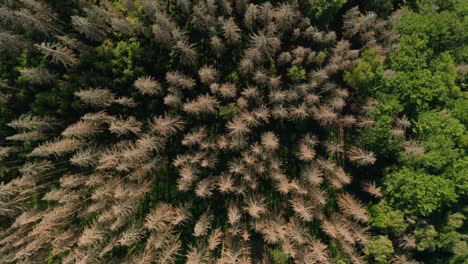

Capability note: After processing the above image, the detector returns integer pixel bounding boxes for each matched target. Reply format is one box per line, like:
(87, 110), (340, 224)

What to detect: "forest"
(0, 0), (466, 263)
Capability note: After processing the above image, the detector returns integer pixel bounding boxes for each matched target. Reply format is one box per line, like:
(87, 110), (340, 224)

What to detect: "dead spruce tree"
(0, 1), (403, 263)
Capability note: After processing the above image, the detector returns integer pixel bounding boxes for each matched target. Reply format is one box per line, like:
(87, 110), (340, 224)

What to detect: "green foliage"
(438, 230), (461, 253)
(384, 167), (457, 216)
(365, 1), (468, 263)
(110, 38), (145, 84)
(344, 49), (383, 90)
(365, 235), (394, 263)
(287, 65), (306, 82)
(452, 240), (468, 262)
(447, 213), (465, 229)
(316, 51), (327, 65)
(405, 110), (466, 175)
(355, 94), (403, 159)
(369, 200), (407, 236)
(219, 103), (240, 120)
(396, 12), (461, 52)
(387, 36), (458, 112)
(361, 0), (395, 15)
(307, 0), (347, 23)
(268, 248), (289, 264)
(449, 97), (468, 127)
(413, 225), (438, 252)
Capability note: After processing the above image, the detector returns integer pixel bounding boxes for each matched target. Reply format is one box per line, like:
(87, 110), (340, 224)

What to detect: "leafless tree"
(223, 17), (241, 44)
(194, 210), (213, 237)
(34, 42), (78, 68)
(71, 16), (108, 41)
(0, 32), (28, 52)
(29, 138), (81, 157)
(174, 40), (198, 66)
(337, 193), (368, 223)
(134, 76), (162, 96)
(20, 67), (56, 84)
(362, 181), (382, 197)
(347, 146), (376, 166)
(74, 88), (116, 108)
(198, 65), (219, 84)
(403, 140), (424, 156)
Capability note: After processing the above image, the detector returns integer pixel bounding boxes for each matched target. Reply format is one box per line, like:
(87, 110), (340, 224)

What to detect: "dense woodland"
(0, 0), (466, 263)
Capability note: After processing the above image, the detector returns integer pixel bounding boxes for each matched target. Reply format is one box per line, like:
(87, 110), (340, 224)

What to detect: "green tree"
(344, 49), (383, 90)
(387, 36), (458, 112)
(307, 0), (347, 24)
(365, 235), (394, 263)
(384, 167), (457, 216)
(269, 248), (289, 264)
(369, 200), (408, 236)
(287, 65), (307, 82)
(413, 225), (438, 252)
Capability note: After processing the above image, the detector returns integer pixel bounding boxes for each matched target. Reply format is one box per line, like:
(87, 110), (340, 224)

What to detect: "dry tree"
(403, 140), (424, 156)
(70, 148), (99, 167)
(34, 42), (77, 67)
(347, 146), (376, 166)
(193, 210), (214, 237)
(74, 88), (116, 108)
(71, 16), (108, 42)
(325, 140), (344, 155)
(115, 96), (137, 107)
(227, 117), (251, 138)
(218, 173), (236, 194)
(183, 94), (220, 114)
(244, 195), (267, 219)
(151, 114), (185, 137)
(134, 76), (162, 95)
(144, 203), (178, 232)
(62, 120), (101, 138)
(356, 116), (376, 128)
(111, 17), (134, 36)
(337, 193), (368, 223)
(260, 131), (279, 152)
(218, 83), (237, 98)
(109, 116), (143, 136)
(313, 105), (338, 126)
(7, 115), (57, 131)
(392, 254), (419, 264)
(198, 65), (219, 84)
(152, 11), (176, 43)
(395, 115), (411, 129)
(244, 4), (258, 30)
(290, 196), (315, 222)
(223, 17), (242, 44)
(362, 181), (382, 198)
(399, 234), (417, 250)
(0, 146), (13, 160)
(6, 131), (43, 143)
(28, 138), (81, 157)
(174, 40), (198, 66)
(195, 177), (216, 198)
(19, 67), (56, 84)
(1, 4), (56, 34)
(0, 31), (29, 52)
(186, 243), (213, 264)
(166, 71), (196, 90)
(249, 32), (281, 61)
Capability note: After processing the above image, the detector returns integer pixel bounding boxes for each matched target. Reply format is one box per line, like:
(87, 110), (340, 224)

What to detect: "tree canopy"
(0, 0), (466, 263)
